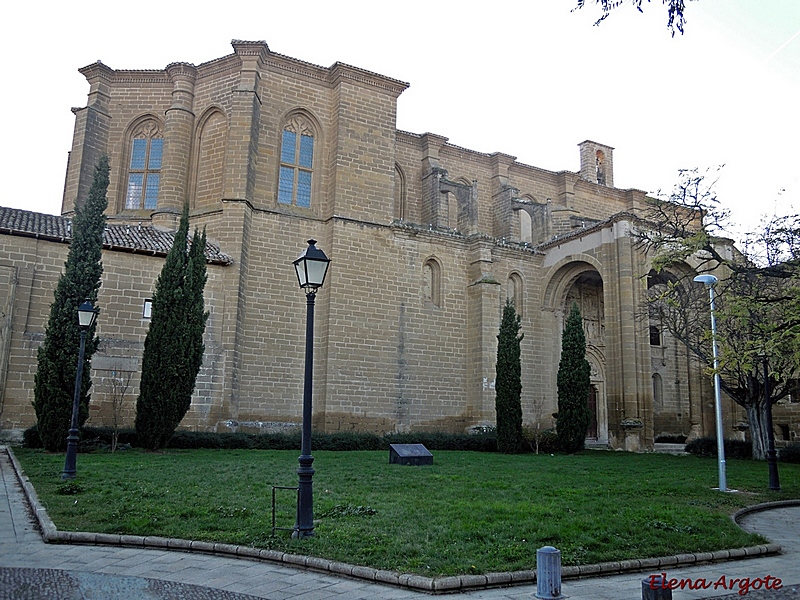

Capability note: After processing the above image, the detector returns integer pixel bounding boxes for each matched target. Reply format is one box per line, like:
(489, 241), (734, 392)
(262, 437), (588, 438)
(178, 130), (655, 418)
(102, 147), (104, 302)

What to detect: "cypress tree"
(557, 302), (592, 453)
(135, 204), (208, 450)
(495, 299), (524, 453)
(34, 156), (108, 451)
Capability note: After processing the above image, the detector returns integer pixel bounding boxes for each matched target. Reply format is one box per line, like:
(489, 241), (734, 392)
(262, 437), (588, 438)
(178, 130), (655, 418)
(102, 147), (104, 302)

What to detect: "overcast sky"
(2, 0), (798, 237)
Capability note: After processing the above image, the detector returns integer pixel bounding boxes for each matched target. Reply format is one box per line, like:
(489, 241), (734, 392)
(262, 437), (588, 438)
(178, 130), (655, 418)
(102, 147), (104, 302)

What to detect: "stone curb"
(3, 446), (785, 594)
(732, 499), (800, 524)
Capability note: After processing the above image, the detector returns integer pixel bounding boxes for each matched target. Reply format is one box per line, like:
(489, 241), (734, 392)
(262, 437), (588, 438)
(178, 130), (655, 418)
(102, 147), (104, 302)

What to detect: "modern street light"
(761, 355), (781, 491)
(292, 239), (331, 538)
(62, 299), (98, 480)
(693, 274), (727, 492)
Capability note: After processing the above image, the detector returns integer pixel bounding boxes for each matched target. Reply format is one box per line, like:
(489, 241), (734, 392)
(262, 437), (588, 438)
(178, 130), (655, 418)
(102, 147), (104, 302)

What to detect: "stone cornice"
(78, 61), (115, 83)
(328, 62), (409, 97)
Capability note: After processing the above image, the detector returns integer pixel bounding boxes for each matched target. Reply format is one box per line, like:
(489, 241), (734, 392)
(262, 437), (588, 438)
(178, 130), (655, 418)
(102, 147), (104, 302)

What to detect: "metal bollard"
(642, 574), (673, 600)
(535, 546), (566, 599)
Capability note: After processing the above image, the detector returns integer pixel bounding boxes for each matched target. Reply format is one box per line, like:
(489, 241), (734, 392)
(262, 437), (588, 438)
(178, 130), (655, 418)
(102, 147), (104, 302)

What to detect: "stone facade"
(2, 40), (798, 447)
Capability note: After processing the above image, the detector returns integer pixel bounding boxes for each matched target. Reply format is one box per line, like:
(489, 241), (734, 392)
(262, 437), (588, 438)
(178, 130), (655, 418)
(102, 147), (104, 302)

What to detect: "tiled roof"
(0, 206), (233, 265)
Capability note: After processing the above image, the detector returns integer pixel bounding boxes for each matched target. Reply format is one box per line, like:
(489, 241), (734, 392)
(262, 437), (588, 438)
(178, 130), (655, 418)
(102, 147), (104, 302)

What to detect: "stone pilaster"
(62, 62), (113, 216)
(154, 62), (197, 228)
(223, 41), (267, 205)
(602, 220), (652, 450)
(466, 241), (502, 423)
(490, 152), (518, 239)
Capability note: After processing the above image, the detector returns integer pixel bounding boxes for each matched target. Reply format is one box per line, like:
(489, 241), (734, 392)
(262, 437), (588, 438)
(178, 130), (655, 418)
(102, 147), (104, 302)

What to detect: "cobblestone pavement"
(2, 446), (798, 599)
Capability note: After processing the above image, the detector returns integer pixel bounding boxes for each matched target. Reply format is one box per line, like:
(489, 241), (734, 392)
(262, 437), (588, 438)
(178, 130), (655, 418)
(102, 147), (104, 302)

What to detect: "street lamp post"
(761, 355), (781, 491)
(62, 299), (98, 480)
(292, 239), (331, 538)
(693, 274), (727, 492)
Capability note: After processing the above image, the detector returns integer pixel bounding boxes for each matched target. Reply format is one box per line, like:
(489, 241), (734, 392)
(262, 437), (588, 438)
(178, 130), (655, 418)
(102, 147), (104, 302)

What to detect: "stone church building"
(4, 39), (789, 449)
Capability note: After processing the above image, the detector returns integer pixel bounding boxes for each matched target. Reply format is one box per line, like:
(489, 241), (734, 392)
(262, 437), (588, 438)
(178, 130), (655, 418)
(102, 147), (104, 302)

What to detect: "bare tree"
(105, 366), (133, 452)
(636, 168), (800, 459)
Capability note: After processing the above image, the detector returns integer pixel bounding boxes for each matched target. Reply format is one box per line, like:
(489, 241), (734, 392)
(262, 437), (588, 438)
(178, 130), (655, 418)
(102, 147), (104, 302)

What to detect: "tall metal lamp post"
(761, 355), (781, 491)
(292, 239), (331, 538)
(62, 299), (98, 480)
(693, 274), (727, 492)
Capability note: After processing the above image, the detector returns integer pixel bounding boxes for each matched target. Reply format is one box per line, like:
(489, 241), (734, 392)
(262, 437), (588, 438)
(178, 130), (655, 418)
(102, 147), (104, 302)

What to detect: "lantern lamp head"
(293, 239), (330, 290)
(77, 299), (98, 329)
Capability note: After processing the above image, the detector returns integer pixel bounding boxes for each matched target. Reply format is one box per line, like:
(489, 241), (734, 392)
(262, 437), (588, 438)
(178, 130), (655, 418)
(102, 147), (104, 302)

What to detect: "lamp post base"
(62, 428), (79, 480)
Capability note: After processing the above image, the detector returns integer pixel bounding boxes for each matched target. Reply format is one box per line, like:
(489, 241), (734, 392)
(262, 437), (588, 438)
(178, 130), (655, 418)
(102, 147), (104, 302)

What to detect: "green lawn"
(13, 448), (800, 577)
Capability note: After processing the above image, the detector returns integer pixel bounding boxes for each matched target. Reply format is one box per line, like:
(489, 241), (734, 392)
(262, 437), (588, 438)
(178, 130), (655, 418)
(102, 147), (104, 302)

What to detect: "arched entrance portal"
(566, 270), (608, 445)
(542, 259), (609, 446)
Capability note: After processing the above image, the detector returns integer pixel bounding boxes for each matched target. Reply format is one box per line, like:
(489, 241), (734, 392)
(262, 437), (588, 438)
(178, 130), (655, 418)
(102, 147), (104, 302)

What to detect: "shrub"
(684, 437), (752, 460)
(779, 443), (800, 464)
(522, 427), (559, 454)
(385, 431), (497, 452)
(23, 425), (42, 448)
(655, 434), (687, 444)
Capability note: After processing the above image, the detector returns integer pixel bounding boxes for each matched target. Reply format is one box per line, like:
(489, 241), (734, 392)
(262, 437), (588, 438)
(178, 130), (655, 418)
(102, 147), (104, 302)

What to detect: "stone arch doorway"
(543, 260), (608, 445)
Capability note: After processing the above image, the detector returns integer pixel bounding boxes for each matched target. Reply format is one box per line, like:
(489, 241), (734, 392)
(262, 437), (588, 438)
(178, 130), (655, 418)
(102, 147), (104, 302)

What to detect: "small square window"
(143, 299), (153, 319)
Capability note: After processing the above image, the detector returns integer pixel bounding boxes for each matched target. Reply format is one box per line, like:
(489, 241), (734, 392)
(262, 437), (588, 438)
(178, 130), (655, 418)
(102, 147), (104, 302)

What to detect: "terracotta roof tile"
(0, 206), (233, 265)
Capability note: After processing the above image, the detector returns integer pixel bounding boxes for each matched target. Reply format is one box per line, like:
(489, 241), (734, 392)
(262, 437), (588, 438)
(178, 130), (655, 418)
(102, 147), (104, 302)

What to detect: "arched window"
(507, 272), (524, 316)
(278, 115), (315, 208)
(519, 210), (532, 243)
(395, 164), (407, 220)
(125, 119), (163, 210)
(595, 150), (606, 185)
(423, 258), (442, 307)
(194, 110), (228, 210)
(652, 373), (664, 409)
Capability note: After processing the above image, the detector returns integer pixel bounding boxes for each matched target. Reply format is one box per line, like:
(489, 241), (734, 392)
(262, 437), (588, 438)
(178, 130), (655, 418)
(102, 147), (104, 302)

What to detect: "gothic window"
(125, 120), (163, 210)
(278, 116), (315, 208)
(423, 258), (442, 307)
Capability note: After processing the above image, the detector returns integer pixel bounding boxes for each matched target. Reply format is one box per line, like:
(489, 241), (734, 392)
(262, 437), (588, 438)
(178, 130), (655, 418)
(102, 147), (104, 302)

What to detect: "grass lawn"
(13, 448), (800, 577)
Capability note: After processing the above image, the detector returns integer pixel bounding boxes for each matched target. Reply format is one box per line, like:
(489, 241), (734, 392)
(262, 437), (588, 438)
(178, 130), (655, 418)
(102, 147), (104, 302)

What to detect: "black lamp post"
(761, 355), (781, 491)
(292, 239), (330, 538)
(62, 299), (98, 480)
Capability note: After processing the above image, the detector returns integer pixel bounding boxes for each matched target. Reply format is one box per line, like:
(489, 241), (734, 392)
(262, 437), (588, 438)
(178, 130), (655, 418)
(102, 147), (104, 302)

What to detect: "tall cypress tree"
(495, 299), (524, 454)
(135, 204), (208, 450)
(34, 156), (108, 451)
(556, 302), (592, 453)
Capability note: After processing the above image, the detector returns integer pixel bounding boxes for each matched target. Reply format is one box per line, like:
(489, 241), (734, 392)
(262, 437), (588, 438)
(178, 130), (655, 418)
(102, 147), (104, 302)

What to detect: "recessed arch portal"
(543, 257), (607, 444)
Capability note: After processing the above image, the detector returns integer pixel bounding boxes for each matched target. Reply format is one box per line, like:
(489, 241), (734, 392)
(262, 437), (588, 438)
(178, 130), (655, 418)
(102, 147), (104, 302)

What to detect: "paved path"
(1, 446), (798, 599)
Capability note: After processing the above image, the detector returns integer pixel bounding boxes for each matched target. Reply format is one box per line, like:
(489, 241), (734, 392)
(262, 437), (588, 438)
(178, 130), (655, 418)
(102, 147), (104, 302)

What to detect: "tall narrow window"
(278, 116), (315, 208)
(519, 209), (532, 243)
(507, 273), (524, 316)
(423, 258), (442, 307)
(126, 120), (163, 210)
(652, 373), (664, 409)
